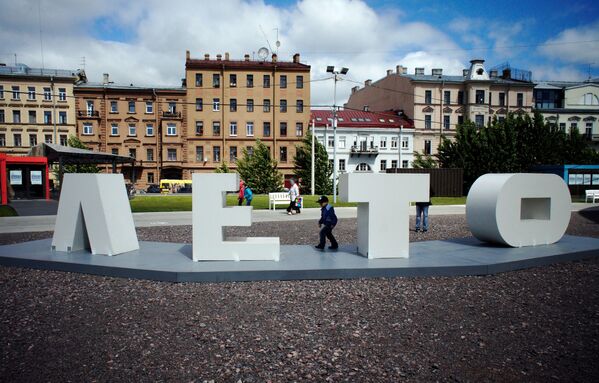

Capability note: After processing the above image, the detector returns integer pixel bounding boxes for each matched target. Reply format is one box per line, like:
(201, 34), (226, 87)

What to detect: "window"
(296, 122), (303, 137)
(213, 74), (220, 88)
(263, 122), (271, 137)
(12, 86), (20, 100)
(0, 109), (3, 123)
(425, 90), (432, 104)
(0, 134), (5, 146)
(296, 75), (303, 89)
(246, 74), (253, 88)
(230, 98), (237, 112)
(498, 116), (505, 123)
(168, 102), (176, 113)
(296, 100), (304, 113)
(128, 123), (136, 136)
(83, 123), (93, 135)
(195, 98), (203, 111)
(356, 163), (370, 172)
(112, 148), (118, 155)
(263, 75), (270, 88)
(559, 123), (566, 132)
(488, 92), (492, 105)
(126, 100), (134, 113)
(213, 146), (220, 162)
(391, 136), (398, 148)
(60, 135), (67, 146)
(43, 111), (51, 124)
(246, 121), (254, 136)
(28, 86), (36, 100)
(247, 99), (254, 112)
(263, 99), (271, 112)
(43, 87), (51, 101)
(443, 115), (450, 130)
(110, 101), (118, 113)
(28, 110), (36, 123)
(13, 110), (21, 123)
(59, 111), (67, 124)
(230, 146), (238, 162)
(380, 160), (387, 171)
(280, 75), (287, 88)
(146, 124), (154, 136)
(44, 134), (52, 144)
(402, 160), (408, 168)
(229, 121), (237, 136)
(391, 160), (398, 169)
(499, 92), (505, 106)
(14, 134), (22, 147)
(147, 172), (154, 184)
(585, 122), (593, 139)
(58, 88), (66, 101)
(0, 85), (3, 99)
(475, 114), (484, 127)
(401, 136), (409, 149)
(571, 122), (578, 131)
(458, 115), (464, 125)
(424, 140), (431, 155)
(247, 146), (254, 157)
(424, 115), (432, 129)
(195, 73), (203, 87)
(195, 121), (204, 136)
(146, 102), (153, 113)
(167, 123), (176, 136)
(167, 149), (177, 161)
(280, 122), (287, 136)
(457, 91), (464, 105)
(213, 98), (220, 111)
(517, 93), (524, 107)
(339, 159), (346, 172)
(475, 90), (485, 104)
(280, 99), (287, 113)
(380, 136), (387, 148)
(280, 146), (287, 162)
(229, 74), (237, 87)
(212, 121), (221, 136)
(444, 90), (450, 105)
(29, 134), (37, 146)
(111, 123), (119, 135)
(196, 146), (204, 162)
(328, 136), (335, 148)
(129, 148), (136, 159)
(144, 148), (153, 161)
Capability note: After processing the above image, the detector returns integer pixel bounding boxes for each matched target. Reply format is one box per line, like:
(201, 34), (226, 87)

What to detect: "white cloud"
(530, 65), (587, 82)
(538, 21), (599, 64)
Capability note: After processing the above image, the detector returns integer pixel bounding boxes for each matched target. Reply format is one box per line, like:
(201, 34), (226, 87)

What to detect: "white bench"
(585, 189), (599, 203)
(269, 192), (290, 210)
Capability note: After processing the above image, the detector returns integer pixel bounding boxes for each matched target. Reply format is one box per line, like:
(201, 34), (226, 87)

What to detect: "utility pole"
(311, 119), (315, 195)
(326, 66), (348, 203)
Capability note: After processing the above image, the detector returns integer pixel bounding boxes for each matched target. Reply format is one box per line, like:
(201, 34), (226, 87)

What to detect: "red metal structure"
(0, 153), (50, 205)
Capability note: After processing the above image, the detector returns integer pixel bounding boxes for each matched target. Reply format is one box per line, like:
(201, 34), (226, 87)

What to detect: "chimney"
(396, 65), (407, 75)
(387, 69), (393, 76)
(351, 86), (359, 94)
(365, 79), (372, 86)
(225, 52), (230, 60)
(415, 67), (424, 76)
(463, 69), (469, 77)
(293, 53), (300, 63)
(204, 54), (210, 60)
(363, 105), (369, 112)
(431, 68), (443, 76)
(272, 53), (278, 63)
(181, 78), (186, 87)
(244, 54), (250, 61)
(102, 73), (109, 85)
(216, 54), (222, 61)
(186, 50), (190, 60)
(502, 68), (512, 79)
(490, 70), (498, 78)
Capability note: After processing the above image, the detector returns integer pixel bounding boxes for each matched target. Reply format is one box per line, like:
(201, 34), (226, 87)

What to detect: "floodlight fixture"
(340, 67), (349, 75)
(326, 66), (335, 73)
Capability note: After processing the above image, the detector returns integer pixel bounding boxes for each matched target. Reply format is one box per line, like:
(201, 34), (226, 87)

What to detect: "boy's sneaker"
(415, 228), (420, 232)
(328, 245), (338, 250)
(423, 229), (428, 232)
(315, 245), (325, 250)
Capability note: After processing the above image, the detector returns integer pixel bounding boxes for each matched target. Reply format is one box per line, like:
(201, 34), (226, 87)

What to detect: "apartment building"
(185, 51), (311, 179)
(345, 59), (535, 156)
(0, 63), (81, 155)
(74, 75), (186, 187)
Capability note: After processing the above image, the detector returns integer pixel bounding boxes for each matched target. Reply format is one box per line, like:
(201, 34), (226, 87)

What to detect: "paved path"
(0, 204), (596, 234)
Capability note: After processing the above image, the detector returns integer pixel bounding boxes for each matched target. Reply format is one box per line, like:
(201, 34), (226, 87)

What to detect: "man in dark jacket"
(316, 196), (338, 250)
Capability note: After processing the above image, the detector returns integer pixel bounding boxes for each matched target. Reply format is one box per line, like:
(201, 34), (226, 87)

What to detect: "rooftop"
(185, 51), (310, 72)
(76, 82), (185, 92)
(0, 63), (79, 79)
(311, 109), (414, 129)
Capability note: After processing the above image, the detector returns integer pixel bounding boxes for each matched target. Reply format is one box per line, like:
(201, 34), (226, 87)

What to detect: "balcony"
(350, 144), (379, 156)
(78, 110), (100, 118)
(162, 111), (182, 119)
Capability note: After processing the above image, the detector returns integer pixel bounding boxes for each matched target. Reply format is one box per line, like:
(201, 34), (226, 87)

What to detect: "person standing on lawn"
(287, 179), (300, 215)
(316, 195), (338, 250)
(238, 179), (245, 206)
(244, 184), (253, 206)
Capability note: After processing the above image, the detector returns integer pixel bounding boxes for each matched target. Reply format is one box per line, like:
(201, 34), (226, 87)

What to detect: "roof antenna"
(274, 27), (281, 55)
(80, 56), (86, 71)
(38, 0), (45, 69)
(259, 24), (273, 53)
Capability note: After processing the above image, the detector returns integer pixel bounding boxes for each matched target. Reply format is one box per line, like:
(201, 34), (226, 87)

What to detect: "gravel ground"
(0, 210), (598, 382)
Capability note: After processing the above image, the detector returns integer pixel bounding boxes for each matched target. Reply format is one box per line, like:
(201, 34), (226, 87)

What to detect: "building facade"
(311, 109), (415, 174)
(74, 75), (186, 188)
(0, 63), (81, 156)
(345, 59), (535, 156)
(185, 51), (311, 179)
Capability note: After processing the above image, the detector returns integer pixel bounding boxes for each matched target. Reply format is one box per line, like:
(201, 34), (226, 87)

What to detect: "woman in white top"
(287, 179), (301, 215)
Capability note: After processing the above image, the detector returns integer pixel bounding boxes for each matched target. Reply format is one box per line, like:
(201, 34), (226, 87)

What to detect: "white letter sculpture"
(339, 173), (429, 258)
(51, 174), (139, 256)
(192, 173), (280, 261)
(466, 173), (571, 247)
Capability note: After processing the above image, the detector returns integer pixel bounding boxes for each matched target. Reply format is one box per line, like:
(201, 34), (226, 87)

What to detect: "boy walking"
(315, 196), (338, 250)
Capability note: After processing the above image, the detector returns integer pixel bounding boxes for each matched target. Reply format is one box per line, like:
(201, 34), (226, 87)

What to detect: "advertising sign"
(30, 171), (43, 185)
(9, 170), (22, 185)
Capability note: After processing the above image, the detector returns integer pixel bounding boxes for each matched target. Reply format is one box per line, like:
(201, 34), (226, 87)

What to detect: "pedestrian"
(415, 189), (432, 232)
(287, 179), (299, 215)
(244, 184), (253, 206)
(238, 179), (245, 206)
(315, 195), (338, 250)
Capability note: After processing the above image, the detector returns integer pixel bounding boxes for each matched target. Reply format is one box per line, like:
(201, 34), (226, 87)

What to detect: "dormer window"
(476, 68), (484, 75)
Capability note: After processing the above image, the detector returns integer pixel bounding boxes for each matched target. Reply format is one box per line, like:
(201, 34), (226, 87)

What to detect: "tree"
(293, 132), (332, 195)
(52, 135), (99, 179)
(214, 162), (231, 173)
(236, 139), (284, 194)
(412, 151), (438, 168)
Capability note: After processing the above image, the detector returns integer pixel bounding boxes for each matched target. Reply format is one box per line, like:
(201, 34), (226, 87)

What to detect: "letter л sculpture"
(51, 174), (139, 256)
(466, 173), (571, 247)
(339, 173), (429, 258)
(192, 173), (280, 261)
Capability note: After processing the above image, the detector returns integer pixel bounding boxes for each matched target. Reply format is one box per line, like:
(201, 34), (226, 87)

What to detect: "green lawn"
(129, 194), (467, 213)
(0, 205), (18, 217)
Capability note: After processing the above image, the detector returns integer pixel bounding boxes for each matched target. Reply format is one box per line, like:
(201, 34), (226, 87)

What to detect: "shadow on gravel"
(578, 207), (599, 224)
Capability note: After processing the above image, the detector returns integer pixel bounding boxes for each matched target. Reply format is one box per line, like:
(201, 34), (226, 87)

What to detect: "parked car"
(179, 186), (192, 193)
(146, 184), (161, 193)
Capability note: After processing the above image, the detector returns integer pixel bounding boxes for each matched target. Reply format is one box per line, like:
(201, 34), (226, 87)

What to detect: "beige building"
(74, 75), (186, 187)
(345, 59), (535, 157)
(0, 63), (81, 155)
(185, 51), (311, 179)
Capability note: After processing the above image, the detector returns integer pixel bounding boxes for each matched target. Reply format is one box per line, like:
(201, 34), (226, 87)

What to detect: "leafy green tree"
(214, 162), (231, 173)
(236, 139), (283, 194)
(293, 132), (332, 195)
(412, 151), (438, 168)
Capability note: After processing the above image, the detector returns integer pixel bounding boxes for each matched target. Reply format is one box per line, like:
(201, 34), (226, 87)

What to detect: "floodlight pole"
(311, 119), (315, 195)
(332, 73), (338, 203)
(398, 124), (403, 169)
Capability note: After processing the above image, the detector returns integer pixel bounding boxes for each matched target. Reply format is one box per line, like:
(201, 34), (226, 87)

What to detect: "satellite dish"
(276, 40), (281, 48)
(257, 47), (269, 60)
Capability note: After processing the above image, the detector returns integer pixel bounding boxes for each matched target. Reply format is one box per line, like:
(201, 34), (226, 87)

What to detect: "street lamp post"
(398, 124), (403, 170)
(326, 66), (348, 203)
(311, 119), (315, 195)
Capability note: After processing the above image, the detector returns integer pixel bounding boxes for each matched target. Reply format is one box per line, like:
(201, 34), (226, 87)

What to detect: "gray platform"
(0, 236), (598, 282)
